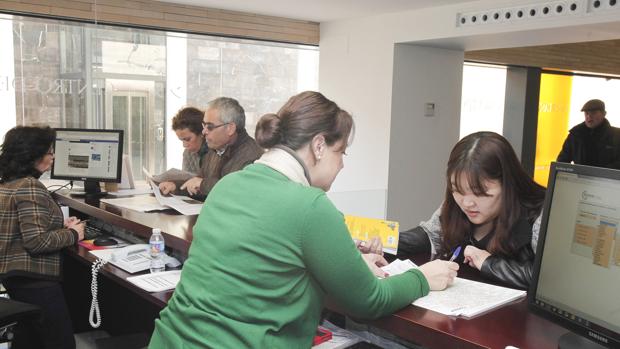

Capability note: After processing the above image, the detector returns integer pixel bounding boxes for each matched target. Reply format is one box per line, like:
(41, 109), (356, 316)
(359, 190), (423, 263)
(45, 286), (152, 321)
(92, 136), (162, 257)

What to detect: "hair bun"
(255, 113), (282, 148)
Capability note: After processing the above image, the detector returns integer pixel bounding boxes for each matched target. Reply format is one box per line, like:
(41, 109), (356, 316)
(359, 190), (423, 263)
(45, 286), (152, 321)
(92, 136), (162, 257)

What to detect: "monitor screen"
(529, 162), (620, 349)
(51, 128), (124, 185)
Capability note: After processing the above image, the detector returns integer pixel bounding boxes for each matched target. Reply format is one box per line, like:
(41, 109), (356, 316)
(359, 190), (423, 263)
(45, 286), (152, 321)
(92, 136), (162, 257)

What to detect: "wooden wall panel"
(466, 40), (620, 77)
(0, 0), (320, 45)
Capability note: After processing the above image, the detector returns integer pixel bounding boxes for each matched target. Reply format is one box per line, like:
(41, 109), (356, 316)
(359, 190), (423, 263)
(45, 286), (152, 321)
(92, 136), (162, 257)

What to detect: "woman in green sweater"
(149, 91), (458, 348)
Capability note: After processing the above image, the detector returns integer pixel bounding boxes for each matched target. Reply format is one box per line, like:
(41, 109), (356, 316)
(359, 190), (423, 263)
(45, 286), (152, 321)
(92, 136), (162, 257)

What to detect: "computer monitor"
(51, 128), (124, 197)
(529, 162), (620, 349)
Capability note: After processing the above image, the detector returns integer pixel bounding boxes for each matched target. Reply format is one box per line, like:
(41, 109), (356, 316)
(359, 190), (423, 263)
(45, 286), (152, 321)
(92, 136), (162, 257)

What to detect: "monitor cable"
(47, 180), (73, 194)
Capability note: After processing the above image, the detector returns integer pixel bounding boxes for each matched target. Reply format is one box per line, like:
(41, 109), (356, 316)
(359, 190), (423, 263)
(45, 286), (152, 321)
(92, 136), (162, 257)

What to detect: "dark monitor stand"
(558, 332), (608, 349)
(83, 180), (107, 206)
(83, 180), (107, 197)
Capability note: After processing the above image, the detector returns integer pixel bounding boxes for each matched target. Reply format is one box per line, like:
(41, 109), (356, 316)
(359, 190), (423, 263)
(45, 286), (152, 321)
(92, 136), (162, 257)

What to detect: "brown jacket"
(195, 129), (263, 200)
(0, 177), (77, 280)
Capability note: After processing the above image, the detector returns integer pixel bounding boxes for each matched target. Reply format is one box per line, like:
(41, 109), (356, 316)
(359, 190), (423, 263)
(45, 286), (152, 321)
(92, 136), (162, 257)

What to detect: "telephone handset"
(89, 244), (151, 329)
(88, 244), (182, 328)
(89, 258), (107, 328)
(110, 244), (151, 268)
(108, 244), (183, 272)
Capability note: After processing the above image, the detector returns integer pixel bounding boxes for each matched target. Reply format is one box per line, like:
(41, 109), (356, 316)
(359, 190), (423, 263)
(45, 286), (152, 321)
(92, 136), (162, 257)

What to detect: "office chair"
(0, 297), (41, 343)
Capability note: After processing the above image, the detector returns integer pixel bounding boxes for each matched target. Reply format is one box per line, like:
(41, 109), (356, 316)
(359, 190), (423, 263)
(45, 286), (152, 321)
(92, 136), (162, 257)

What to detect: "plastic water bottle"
(149, 228), (165, 273)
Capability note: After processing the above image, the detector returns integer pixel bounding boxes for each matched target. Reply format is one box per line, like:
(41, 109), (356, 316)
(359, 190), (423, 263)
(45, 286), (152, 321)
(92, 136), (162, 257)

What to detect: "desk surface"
(56, 192), (569, 349)
(55, 192), (196, 252)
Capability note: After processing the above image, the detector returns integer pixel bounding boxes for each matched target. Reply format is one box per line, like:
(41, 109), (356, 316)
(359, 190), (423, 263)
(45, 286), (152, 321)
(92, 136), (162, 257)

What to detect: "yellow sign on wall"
(534, 74), (573, 186)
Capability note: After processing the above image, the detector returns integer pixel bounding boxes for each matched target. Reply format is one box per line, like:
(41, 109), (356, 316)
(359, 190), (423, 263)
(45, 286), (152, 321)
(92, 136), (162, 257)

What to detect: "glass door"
(105, 79), (161, 180)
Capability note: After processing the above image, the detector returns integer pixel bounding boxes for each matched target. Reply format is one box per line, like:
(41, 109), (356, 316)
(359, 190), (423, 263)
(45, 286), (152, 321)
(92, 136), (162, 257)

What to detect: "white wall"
(320, 0), (620, 221)
(387, 44), (463, 228)
(319, 17), (397, 218)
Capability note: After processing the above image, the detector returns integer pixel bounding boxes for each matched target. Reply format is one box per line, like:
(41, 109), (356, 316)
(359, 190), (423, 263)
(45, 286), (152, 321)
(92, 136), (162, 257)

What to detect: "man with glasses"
(557, 99), (620, 169)
(168, 97), (263, 200)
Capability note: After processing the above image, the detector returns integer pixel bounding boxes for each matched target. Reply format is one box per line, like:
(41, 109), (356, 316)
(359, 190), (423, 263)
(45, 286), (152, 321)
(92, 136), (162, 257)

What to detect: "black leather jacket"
(398, 216), (537, 290)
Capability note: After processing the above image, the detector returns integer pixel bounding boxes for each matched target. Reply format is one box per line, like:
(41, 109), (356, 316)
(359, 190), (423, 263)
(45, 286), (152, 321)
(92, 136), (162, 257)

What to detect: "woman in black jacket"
(398, 131), (545, 289)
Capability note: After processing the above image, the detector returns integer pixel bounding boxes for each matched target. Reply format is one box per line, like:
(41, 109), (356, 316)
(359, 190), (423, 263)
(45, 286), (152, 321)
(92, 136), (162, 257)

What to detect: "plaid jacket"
(0, 176), (77, 280)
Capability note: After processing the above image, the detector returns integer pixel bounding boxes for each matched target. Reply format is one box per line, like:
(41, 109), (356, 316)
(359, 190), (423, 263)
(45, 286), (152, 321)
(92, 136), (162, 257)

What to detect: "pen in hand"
(449, 246), (462, 262)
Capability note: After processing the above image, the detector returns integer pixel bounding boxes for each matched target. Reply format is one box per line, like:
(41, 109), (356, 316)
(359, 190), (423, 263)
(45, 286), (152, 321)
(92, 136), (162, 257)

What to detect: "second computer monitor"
(529, 162), (620, 349)
(51, 128), (124, 196)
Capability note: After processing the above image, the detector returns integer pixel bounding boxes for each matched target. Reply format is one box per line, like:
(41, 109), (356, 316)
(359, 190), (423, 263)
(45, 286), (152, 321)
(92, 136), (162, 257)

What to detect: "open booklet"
(381, 259), (526, 318)
(143, 168), (204, 215)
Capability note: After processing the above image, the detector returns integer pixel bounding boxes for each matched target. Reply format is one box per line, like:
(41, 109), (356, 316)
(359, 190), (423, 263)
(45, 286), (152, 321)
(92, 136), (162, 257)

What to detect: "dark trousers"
(3, 278), (75, 349)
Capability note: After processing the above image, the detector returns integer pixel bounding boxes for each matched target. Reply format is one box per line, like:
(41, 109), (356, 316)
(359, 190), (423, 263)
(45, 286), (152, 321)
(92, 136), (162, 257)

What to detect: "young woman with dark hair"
(398, 131), (546, 289)
(149, 91), (458, 348)
(0, 126), (85, 349)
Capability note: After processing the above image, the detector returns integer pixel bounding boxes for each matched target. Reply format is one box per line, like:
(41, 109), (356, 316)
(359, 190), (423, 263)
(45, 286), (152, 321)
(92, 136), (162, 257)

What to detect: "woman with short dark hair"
(399, 131), (546, 289)
(170, 106), (207, 174)
(0, 125), (85, 349)
(159, 106), (209, 195)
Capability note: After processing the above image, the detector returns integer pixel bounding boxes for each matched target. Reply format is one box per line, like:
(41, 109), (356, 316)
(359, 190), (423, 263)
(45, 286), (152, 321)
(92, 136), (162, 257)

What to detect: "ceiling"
(155, 0), (620, 76)
(157, 0), (474, 22)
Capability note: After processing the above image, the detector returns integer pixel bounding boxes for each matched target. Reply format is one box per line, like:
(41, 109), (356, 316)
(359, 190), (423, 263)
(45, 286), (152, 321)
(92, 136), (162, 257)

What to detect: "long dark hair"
(0, 126), (56, 183)
(255, 91), (354, 151)
(440, 131), (545, 256)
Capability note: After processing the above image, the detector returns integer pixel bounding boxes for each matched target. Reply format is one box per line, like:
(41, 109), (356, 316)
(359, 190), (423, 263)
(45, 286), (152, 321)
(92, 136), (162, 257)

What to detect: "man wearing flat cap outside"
(557, 99), (620, 169)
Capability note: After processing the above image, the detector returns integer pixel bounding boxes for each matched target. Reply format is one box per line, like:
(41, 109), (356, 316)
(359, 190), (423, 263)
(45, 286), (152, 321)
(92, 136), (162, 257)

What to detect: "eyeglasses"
(202, 122), (231, 131)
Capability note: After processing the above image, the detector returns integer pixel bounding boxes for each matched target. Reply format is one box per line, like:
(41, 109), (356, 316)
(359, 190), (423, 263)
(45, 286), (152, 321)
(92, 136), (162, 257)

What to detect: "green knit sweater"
(149, 164), (429, 348)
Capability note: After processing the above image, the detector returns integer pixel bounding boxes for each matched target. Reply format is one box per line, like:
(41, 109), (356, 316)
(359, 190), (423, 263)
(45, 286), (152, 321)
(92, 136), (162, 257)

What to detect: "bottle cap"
(152, 228), (161, 234)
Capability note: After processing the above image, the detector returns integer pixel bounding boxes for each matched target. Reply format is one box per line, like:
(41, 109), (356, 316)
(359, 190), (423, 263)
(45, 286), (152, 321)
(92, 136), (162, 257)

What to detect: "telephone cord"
(89, 258), (107, 328)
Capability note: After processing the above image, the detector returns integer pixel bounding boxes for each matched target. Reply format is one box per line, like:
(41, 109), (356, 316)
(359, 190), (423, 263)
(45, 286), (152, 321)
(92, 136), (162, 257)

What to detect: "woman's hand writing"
(418, 259), (459, 290)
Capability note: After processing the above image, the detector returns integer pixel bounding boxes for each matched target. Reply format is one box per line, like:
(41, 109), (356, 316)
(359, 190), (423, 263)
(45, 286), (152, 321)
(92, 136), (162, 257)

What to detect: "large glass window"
(0, 13), (318, 178)
(460, 62), (506, 138)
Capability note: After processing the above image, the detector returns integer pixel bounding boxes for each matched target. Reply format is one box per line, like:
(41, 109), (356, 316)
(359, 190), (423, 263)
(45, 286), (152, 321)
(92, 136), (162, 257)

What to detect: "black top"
(557, 119), (620, 169)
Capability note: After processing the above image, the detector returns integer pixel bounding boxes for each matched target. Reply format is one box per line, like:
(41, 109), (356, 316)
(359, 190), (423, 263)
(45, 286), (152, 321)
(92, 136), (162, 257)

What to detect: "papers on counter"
(381, 259), (417, 276)
(413, 277), (526, 318)
(127, 270), (182, 292)
(142, 168), (204, 215)
(100, 195), (168, 212)
(380, 259), (526, 318)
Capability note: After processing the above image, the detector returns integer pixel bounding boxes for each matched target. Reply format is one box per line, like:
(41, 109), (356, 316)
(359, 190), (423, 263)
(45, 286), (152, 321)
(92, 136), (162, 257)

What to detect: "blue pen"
(449, 246), (462, 262)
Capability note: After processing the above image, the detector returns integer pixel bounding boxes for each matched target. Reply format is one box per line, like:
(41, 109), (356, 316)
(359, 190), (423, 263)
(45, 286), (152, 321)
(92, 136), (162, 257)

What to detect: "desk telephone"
(89, 244), (181, 328)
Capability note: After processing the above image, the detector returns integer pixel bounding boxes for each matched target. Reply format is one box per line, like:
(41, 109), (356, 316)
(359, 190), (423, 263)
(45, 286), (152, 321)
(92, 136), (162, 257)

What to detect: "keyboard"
(84, 223), (103, 240)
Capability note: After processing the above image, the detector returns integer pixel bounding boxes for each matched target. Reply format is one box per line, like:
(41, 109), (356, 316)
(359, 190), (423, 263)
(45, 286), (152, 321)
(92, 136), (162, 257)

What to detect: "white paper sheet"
(380, 259), (525, 318)
(143, 168), (204, 215)
(412, 277), (526, 317)
(381, 259), (418, 276)
(126, 270), (182, 292)
(100, 196), (169, 212)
